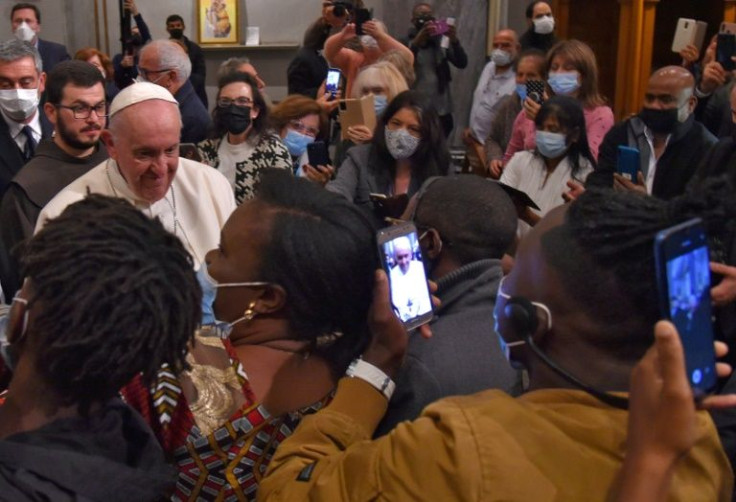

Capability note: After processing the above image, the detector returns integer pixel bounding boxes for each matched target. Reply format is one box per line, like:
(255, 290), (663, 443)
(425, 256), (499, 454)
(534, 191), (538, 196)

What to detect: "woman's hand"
(523, 96), (543, 121)
(562, 180), (585, 202)
(488, 159), (504, 179)
(346, 125), (374, 144)
(303, 164), (334, 186)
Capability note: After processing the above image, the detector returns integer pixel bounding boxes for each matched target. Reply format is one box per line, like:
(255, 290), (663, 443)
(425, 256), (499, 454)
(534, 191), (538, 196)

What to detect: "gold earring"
(243, 301), (257, 323)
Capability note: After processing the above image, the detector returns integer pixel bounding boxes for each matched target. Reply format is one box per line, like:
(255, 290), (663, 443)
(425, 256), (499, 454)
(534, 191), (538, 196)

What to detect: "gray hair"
(140, 40), (191, 83)
(217, 56), (251, 80)
(0, 39), (42, 73)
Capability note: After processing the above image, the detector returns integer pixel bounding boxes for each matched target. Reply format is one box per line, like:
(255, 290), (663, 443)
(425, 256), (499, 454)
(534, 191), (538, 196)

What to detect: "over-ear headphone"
(503, 296), (539, 339)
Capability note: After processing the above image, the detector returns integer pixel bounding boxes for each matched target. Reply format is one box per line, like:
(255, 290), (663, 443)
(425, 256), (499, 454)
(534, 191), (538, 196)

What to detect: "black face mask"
(220, 105), (252, 135)
(169, 28), (184, 39)
(639, 107), (679, 134)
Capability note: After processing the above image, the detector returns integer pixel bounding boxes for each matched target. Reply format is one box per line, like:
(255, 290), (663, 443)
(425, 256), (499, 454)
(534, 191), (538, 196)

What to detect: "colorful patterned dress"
(121, 341), (330, 501)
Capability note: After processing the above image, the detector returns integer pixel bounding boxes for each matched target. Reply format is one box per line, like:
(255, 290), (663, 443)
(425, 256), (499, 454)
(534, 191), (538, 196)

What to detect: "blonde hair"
(378, 50), (415, 87)
(350, 61), (409, 100)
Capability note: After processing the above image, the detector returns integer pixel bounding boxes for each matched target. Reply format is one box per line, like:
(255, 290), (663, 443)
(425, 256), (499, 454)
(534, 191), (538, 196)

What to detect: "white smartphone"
(672, 18), (697, 53)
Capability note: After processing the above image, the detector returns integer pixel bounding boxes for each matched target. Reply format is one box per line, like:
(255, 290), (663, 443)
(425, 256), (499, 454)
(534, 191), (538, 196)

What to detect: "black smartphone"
(307, 141), (330, 167)
(717, 33), (736, 71)
(179, 143), (202, 163)
(616, 146), (640, 182)
(526, 80), (546, 104)
(654, 218), (717, 398)
(354, 8), (372, 36)
(377, 222), (433, 330)
(325, 68), (342, 98)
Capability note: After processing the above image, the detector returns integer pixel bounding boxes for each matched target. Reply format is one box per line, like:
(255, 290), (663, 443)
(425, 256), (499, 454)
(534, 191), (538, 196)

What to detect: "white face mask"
(14, 21), (35, 42)
(491, 49), (512, 67)
(533, 15), (555, 35)
(0, 88), (40, 121)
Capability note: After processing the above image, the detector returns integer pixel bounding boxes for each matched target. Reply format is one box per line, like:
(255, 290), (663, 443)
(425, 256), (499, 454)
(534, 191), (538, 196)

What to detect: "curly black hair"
(20, 195), (200, 414)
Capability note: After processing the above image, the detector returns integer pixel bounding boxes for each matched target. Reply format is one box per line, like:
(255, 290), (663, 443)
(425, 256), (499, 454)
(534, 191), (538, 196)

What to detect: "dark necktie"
(21, 125), (36, 161)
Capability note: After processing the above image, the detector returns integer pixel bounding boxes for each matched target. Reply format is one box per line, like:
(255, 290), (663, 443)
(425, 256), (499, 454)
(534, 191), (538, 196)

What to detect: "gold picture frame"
(197, 0), (239, 45)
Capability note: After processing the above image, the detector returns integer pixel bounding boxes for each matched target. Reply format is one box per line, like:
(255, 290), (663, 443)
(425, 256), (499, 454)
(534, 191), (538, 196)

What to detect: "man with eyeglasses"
(0, 60), (109, 299)
(0, 39), (52, 199)
(137, 40), (211, 143)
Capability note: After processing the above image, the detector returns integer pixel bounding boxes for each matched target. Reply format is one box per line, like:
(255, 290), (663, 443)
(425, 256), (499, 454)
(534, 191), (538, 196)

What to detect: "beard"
(57, 118), (102, 151)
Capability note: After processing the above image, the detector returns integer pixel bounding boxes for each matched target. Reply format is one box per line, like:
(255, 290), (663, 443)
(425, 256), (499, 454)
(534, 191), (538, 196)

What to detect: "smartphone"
(616, 146), (640, 182)
(325, 68), (342, 98)
(179, 143), (202, 163)
(717, 33), (736, 71)
(354, 8), (372, 36)
(307, 141), (330, 167)
(721, 21), (736, 35)
(671, 18), (697, 53)
(432, 18), (449, 36)
(654, 218), (717, 398)
(377, 222), (433, 330)
(526, 80), (546, 104)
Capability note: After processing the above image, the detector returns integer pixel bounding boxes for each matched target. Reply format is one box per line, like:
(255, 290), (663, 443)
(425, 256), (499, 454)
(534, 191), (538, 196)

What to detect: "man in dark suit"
(0, 39), (53, 198)
(166, 14), (208, 108)
(10, 3), (70, 72)
(137, 40), (212, 143)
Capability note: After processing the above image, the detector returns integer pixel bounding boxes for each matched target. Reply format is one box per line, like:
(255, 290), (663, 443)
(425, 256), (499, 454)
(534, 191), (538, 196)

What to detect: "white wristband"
(345, 358), (396, 400)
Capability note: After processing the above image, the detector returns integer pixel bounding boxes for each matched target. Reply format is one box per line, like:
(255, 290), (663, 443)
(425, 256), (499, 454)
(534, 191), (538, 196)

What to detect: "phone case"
(616, 146), (640, 182)
(525, 80), (545, 104)
(338, 94), (376, 140)
(672, 18), (697, 53)
(307, 141), (330, 166)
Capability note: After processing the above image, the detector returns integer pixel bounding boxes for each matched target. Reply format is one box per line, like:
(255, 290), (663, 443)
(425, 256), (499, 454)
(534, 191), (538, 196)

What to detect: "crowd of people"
(1, 0), (736, 500)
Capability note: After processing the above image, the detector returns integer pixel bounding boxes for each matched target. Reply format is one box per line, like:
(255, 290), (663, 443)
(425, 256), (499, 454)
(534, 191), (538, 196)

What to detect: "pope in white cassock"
(36, 82), (235, 267)
(388, 236), (431, 321)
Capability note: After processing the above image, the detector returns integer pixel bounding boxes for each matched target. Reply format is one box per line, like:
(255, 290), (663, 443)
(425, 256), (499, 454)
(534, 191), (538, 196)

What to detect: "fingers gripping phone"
(377, 222), (433, 330)
(526, 80), (546, 104)
(654, 218), (717, 398)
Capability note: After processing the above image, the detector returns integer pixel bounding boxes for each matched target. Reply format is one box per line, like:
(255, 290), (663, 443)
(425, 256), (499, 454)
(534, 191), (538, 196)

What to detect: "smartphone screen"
(326, 69), (341, 95)
(655, 218), (717, 397)
(377, 222), (433, 330)
(616, 146), (640, 182)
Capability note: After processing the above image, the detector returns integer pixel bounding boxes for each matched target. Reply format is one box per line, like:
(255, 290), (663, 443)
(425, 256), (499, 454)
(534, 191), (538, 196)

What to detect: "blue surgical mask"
(196, 263), (268, 338)
(535, 130), (568, 159)
(515, 83), (527, 102)
(283, 129), (315, 157)
(374, 94), (388, 117)
(548, 71), (580, 96)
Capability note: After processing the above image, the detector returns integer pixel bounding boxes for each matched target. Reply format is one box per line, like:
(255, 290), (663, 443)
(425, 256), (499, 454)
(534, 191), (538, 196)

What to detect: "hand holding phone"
(616, 146), (640, 182)
(325, 68), (342, 99)
(377, 222), (433, 330)
(354, 8), (372, 36)
(717, 33), (736, 71)
(654, 218), (717, 398)
(307, 141), (330, 167)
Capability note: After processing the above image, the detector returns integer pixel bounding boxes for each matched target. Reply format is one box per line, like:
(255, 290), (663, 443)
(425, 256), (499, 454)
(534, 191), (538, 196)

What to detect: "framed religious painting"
(197, 0), (240, 45)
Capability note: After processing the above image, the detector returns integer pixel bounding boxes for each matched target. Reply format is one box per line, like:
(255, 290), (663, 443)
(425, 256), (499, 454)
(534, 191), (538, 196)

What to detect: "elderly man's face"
(395, 246), (412, 273)
(103, 100), (180, 203)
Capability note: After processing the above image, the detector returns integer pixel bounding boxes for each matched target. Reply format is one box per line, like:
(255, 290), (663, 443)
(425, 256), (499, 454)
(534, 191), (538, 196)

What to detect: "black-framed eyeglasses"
(217, 97), (253, 108)
(137, 67), (173, 80)
(56, 102), (108, 119)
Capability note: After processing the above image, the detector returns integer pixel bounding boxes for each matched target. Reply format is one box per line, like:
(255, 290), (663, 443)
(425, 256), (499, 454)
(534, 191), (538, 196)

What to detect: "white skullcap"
(109, 82), (179, 117)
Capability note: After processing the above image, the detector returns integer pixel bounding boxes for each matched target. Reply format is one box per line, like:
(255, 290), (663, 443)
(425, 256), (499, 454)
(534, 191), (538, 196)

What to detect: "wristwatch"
(345, 358), (396, 400)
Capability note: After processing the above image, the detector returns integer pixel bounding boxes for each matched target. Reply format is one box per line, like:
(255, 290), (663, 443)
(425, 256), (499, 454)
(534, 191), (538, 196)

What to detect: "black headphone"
(502, 295), (629, 410)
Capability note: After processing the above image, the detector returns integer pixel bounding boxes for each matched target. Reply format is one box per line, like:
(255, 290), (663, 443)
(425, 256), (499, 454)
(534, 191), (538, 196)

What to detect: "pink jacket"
(503, 105), (614, 162)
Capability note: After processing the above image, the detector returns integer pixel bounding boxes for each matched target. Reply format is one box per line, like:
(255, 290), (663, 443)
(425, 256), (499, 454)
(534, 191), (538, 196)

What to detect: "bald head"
(491, 29), (520, 66)
(642, 65), (697, 124)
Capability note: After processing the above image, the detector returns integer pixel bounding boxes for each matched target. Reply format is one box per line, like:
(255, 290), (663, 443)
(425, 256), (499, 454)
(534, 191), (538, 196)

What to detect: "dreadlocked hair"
(254, 169), (378, 377)
(565, 178), (736, 328)
(20, 195), (200, 415)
